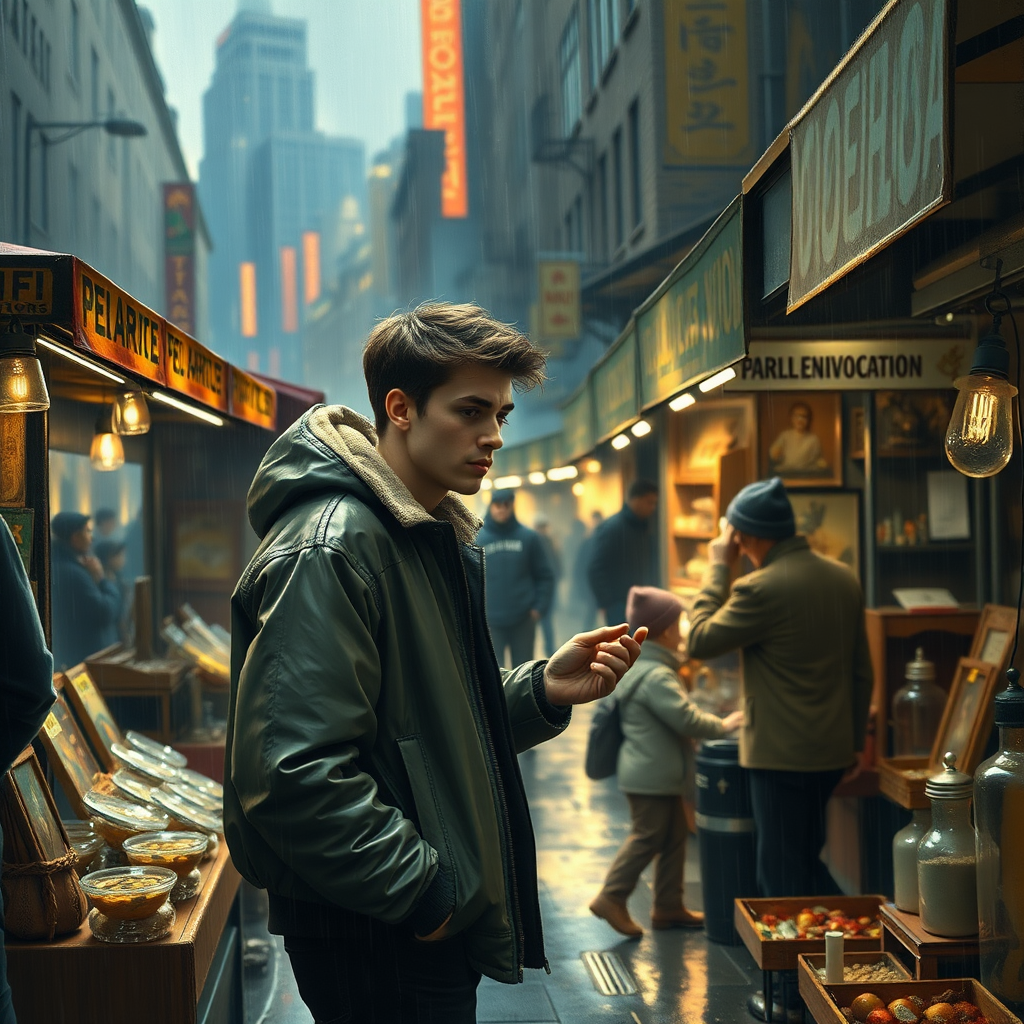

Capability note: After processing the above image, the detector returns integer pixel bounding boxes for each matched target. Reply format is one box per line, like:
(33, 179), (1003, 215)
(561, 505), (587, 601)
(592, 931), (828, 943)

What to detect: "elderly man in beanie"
(50, 511), (123, 671)
(589, 585), (742, 938)
(687, 479), (872, 1022)
(476, 489), (556, 667)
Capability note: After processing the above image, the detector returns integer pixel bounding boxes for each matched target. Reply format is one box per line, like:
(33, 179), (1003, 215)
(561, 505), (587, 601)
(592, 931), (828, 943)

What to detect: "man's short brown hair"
(363, 302), (546, 434)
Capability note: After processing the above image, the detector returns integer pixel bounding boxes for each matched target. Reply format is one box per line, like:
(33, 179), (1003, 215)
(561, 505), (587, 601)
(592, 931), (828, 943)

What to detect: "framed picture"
(171, 501), (244, 590)
(875, 390), (954, 457)
(760, 391), (843, 487)
(969, 604), (1017, 671)
(675, 396), (755, 483)
(933, 657), (1002, 771)
(58, 665), (122, 773)
(37, 694), (103, 819)
(789, 490), (861, 580)
(5, 748), (69, 863)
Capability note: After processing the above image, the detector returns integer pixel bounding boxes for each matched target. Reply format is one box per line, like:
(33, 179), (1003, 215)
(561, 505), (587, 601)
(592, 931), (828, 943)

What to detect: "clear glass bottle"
(917, 752), (978, 937)
(892, 647), (947, 757)
(892, 808), (931, 913)
(975, 668), (1024, 1014)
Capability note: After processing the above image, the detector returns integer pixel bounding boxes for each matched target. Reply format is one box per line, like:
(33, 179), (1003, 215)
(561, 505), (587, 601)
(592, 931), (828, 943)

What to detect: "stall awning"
(591, 324), (640, 444)
(0, 244), (289, 431)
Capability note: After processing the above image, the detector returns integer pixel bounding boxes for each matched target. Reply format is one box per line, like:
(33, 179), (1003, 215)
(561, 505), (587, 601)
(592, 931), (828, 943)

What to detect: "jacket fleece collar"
(306, 405), (482, 546)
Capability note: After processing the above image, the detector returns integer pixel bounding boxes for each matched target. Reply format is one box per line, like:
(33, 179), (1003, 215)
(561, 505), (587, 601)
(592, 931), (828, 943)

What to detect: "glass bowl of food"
(124, 730), (188, 769)
(110, 742), (179, 784)
(110, 769), (157, 807)
(123, 831), (209, 901)
(83, 790), (170, 848)
(79, 865), (177, 943)
(162, 780), (221, 815)
(62, 820), (105, 874)
(150, 789), (223, 836)
(175, 768), (223, 801)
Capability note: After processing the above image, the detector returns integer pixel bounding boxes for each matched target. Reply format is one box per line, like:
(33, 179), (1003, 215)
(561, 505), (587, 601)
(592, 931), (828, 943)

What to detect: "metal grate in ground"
(580, 950), (638, 996)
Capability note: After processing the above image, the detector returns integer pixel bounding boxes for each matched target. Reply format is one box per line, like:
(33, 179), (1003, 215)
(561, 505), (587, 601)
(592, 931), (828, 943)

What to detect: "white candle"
(825, 930), (845, 984)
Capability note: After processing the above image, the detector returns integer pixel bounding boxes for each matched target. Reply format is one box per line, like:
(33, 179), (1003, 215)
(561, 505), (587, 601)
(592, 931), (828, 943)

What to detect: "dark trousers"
(490, 615), (536, 668)
(748, 767), (844, 899)
(285, 922), (480, 1024)
(0, 824), (13, 1024)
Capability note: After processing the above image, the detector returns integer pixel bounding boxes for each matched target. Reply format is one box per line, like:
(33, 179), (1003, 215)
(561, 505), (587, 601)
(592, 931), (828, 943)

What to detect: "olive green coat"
(224, 406), (570, 984)
(687, 535), (873, 773)
(616, 642), (728, 795)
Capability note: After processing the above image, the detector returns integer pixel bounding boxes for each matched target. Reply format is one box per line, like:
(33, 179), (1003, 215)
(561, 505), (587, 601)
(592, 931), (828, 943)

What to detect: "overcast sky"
(144, 0), (423, 178)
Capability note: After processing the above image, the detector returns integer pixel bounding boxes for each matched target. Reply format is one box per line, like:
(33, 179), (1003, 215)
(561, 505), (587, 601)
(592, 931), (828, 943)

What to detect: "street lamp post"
(22, 117), (147, 246)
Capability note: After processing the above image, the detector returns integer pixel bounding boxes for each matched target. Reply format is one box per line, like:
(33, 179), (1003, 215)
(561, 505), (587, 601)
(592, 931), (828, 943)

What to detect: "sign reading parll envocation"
(74, 263), (166, 385)
(637, 197), (745, 409)
(788, 0), (951, 311)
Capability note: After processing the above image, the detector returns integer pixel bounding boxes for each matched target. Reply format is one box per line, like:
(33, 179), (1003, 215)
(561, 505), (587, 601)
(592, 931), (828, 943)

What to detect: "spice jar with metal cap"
(975, 667), (1024, 1013)
(892, 647), (947, 756)
(917, 752), (979, 937)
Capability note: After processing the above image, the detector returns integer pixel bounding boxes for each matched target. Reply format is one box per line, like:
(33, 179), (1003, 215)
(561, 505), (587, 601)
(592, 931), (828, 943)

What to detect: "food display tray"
(796, 976), (1022, 1024)
(877, 755), (932, 809)
(734, 896), (885, 972)
(797, 951), (911, 1008)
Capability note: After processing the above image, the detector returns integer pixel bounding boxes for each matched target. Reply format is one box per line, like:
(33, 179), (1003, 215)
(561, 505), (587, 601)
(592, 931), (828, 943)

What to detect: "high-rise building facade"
(199, 3), (365, 382)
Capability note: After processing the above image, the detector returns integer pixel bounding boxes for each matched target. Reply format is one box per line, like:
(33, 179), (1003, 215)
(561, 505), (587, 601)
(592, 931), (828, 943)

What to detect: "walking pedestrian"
(0, 516), (55, 1024)
(476, 490), (556, 666)
(532, 514), (562, 655)
(589, 586), (742, 938)
(687, 478), (872, 1022)
(587, 481), (659, 625)
(225, 302), (646, 1023)
(571, 511), (602, 631)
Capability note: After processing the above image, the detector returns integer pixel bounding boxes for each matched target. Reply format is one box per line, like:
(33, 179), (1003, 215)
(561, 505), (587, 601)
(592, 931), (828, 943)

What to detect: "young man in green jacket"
(225, 303), (645, 1023)
(687, 478), (872, 1022)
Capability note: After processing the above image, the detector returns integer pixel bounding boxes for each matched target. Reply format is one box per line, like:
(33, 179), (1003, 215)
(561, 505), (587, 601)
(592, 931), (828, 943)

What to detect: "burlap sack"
(1, 755), (88, 941)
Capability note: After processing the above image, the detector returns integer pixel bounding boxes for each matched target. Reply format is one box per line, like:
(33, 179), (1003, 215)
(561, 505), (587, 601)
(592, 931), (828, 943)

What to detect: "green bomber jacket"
(224, 406), (570, 983)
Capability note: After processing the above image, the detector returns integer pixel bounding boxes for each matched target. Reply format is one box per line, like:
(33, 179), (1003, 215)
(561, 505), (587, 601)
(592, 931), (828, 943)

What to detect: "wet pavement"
(242, 700), (762, 1024)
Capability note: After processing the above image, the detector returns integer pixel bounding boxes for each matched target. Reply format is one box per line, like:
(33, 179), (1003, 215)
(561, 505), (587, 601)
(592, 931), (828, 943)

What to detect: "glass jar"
(918, 752), (978, 937)
(975, 668), (1024, 1014)
(892, 647), (947, 757)
(892, 809), (931, 913)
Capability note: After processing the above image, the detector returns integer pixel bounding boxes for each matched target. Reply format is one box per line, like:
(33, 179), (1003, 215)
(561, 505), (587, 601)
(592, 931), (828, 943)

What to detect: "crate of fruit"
(797, 977), (1021, 1024)
(734, 897), (885, 972)
(798, 952), (912, 991)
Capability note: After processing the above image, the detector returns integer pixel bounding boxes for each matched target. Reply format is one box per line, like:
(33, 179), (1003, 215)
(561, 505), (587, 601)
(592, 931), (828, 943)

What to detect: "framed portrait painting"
(875, 390), (953, 457)
(58, 665), (122, 773)
(760, 391), (843, 487)
(933, 658), (1002, 772)
(789, 490), (861, 580)
(37, 694), (103, 819)
(5, 748), (68, 864)
(968, 604), (1016, 671)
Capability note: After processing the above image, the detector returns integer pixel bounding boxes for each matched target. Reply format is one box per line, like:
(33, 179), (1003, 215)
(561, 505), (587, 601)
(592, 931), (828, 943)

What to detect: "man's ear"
(384, 388), (415, 433)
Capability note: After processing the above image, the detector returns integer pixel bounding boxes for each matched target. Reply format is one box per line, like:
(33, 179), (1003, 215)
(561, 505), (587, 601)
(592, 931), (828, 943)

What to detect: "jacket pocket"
(396, 735), (460, 908)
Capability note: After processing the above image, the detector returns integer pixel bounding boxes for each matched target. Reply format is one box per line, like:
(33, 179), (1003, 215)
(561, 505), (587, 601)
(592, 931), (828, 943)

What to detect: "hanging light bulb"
(113, 384), (151, 435)
(0, 320), (50, 413)
(90, 407), (125, 471)
(945, 277), (1017, 478)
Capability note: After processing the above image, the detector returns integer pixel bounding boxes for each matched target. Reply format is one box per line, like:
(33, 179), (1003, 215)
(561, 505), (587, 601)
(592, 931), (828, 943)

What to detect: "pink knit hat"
(626, 586), (685, 637)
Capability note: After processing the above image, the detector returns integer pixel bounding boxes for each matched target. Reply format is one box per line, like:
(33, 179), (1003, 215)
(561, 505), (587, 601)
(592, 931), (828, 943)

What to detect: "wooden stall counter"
(8, 842), (242, 1024)
(880, 901), (980, 980)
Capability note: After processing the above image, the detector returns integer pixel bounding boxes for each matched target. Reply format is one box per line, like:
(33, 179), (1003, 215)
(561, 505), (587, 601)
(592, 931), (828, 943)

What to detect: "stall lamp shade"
(90, 409), (125, 471)
(0, 327), (49, 412)
(611, 433), (631, 450)
(631, 419), (652, 437)
(113, 388), (151, 435)
(945, 326), (1018, 478)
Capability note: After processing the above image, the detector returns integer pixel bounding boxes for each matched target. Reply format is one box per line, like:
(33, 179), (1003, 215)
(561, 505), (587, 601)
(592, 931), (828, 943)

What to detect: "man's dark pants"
(490, 616), (535, 668)
(748, 767), (844, 1011)
(285, 914), (480, 1024)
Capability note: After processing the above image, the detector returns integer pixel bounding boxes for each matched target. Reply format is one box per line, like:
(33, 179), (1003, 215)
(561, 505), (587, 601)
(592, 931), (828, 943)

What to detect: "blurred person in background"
(477, 489), (556, 666)
(532, 514), (562, 655)
(0, 516), (55, 1024)
(50, 512), (122, 670)
(92, 507), (119, 540)
(590, 585), (742, 939)
(570, 510), (603, 632)
(93, 539), (131, 645)
(587, 481), (659, 625)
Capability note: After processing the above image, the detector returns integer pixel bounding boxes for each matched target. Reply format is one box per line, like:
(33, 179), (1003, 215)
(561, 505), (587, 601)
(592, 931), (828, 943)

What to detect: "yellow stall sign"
(165, 326), (228, 412)
(0, 267), (53, 316)
(230, 367), (276, 431)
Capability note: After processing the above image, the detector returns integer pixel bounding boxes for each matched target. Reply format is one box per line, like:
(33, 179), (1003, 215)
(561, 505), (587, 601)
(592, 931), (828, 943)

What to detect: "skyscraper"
(199, 1), (365, 382)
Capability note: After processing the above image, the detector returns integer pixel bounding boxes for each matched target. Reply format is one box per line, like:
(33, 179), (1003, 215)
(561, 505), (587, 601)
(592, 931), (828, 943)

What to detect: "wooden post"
(134, 576), (153, 661)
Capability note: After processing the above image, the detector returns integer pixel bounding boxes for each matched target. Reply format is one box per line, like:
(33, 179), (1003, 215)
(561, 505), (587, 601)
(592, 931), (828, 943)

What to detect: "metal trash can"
(695, 738), (757, 945)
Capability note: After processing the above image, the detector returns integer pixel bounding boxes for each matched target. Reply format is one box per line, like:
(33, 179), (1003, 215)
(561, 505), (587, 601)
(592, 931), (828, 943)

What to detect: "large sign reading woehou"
(725, 339), (968, 391)
(788, 0), (952, 311)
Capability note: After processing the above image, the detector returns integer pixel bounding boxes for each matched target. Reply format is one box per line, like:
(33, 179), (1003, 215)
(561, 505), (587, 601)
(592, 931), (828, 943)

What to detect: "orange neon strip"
(302, 231), (321, 305)
(239, 262), (257, 338)
(280, 246), (298, 333)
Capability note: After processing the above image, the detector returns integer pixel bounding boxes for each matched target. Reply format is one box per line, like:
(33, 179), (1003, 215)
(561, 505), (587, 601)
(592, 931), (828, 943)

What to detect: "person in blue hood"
(225, 302), (647, 1023)
(476, 489), (555, 667)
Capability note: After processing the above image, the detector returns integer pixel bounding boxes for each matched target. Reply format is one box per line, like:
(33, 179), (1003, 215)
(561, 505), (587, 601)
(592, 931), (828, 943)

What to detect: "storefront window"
(48, 450), (145, 671)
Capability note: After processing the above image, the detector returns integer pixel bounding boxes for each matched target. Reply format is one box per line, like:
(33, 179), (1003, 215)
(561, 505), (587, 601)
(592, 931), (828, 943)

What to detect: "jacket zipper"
(446, 534), (526, 980)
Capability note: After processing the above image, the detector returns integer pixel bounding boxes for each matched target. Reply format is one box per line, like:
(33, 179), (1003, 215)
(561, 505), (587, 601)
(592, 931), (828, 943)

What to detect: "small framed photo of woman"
(760, 392), (843, 487)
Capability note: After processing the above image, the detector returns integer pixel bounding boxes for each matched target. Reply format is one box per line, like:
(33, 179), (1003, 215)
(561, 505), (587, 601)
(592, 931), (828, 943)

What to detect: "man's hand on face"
(79, 555), (105, 583)
(708, 519), (740, 567)
(543, 624), (648, 706)
(529, 609), (541, 622)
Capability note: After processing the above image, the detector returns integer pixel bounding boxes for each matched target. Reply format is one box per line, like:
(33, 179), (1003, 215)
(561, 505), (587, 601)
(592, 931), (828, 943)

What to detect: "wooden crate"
(877, 755), (932, 809)
(797, 951), (911, 993)
(734, 896), (885, 972)
(798, 977), (1021, 1024)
